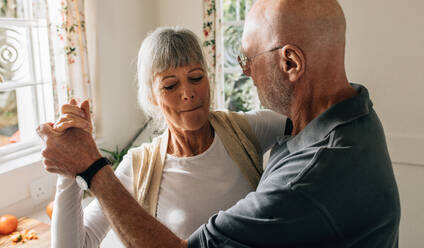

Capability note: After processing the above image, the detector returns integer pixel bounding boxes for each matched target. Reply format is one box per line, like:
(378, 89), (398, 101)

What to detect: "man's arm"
(90, 164), (188, 248)
(38, 123), (188, 246)
(37, 100), (188, 247)
(187, 173), (336, 248)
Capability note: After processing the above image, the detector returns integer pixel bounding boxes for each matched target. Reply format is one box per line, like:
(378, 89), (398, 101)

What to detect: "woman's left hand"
(53, 99), (93, 134)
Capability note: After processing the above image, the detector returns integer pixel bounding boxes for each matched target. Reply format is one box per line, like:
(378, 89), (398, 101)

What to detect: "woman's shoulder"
(210, 109), (244, 120)
(211, 109), (276, 117)
(211, 109), (284, 124)
(242, 109), (284, 120)
(128, 133), (165, 158)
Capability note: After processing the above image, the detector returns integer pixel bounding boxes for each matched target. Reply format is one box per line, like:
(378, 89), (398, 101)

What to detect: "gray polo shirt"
(188, 84), (400, 247)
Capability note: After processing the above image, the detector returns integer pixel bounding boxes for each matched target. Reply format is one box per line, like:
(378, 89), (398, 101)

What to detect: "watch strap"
(77, 157), (111, 189)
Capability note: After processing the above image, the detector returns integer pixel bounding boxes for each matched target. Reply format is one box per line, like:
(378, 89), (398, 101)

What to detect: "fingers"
(36, 122), (62, 140)
(55, 113), (87, 125)
(42, 158), (56, 167)
(42, 157), (58, 172)
(61, 103), (86, 119)
(54, 99), (93, 134)
(69, 98), (78, 105)
(42, 158), (67, 175)
(54, 120), (92, 133)
(53, 113), (92, 133)
(41, 148), (74, 176)
(61, 99), (92, 123)
(80, 100), (92, 123)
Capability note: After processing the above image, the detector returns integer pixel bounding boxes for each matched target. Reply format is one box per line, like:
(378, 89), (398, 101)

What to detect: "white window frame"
(217, 0), (260, 111)
(0, 0), (54, 165)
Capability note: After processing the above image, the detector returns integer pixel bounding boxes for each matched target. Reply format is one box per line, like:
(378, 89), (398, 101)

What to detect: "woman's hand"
(53, 99), (93, 134)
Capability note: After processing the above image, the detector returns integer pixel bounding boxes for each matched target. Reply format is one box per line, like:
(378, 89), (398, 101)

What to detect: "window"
(0, 0), (54, 162)
(218, 0), (260, 112)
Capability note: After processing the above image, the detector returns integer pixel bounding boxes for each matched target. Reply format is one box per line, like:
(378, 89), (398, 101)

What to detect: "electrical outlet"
(30, 177), (52, 204)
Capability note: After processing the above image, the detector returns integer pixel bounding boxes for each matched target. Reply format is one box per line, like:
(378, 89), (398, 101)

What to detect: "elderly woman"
(50, 27), (286, 247)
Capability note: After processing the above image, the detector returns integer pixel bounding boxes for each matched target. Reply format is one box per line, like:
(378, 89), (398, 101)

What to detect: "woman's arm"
(51, 153), (134, 248)
(51, 175), (85, 248)
(243, 110), (287, 152)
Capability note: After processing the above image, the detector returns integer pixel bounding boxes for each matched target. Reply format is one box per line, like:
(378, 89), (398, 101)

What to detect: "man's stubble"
(257, 66), (294, 116)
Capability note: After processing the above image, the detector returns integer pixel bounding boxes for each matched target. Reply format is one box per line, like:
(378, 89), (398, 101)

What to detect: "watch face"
(76, 176), (88, 191)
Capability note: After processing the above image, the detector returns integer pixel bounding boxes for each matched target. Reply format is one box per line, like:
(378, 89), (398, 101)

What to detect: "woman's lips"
(181, 106), (201, 112)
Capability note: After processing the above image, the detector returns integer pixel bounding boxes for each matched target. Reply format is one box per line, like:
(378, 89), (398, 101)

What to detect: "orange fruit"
(46, 201), (54, 219)
(0, 214), (18, 235)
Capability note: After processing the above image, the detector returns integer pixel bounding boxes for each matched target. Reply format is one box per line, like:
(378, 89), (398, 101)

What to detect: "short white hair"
(137, 27), (207, 126)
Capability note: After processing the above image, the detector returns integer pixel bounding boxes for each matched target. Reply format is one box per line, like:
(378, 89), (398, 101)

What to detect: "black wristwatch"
(76, 157), (111, 190)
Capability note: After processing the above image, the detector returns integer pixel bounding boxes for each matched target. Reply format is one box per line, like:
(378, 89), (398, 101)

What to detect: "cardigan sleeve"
(51, 152), (134, 248)
(243, 110), (287, 152)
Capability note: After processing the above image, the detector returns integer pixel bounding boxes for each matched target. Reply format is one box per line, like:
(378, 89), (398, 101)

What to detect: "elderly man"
(38, 0), (400, 247)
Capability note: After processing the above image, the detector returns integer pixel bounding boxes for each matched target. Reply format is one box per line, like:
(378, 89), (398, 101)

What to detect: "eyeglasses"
(237, 46), (284, 75)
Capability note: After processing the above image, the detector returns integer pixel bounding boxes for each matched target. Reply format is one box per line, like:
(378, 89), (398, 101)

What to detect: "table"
(0, 217), (50, 247)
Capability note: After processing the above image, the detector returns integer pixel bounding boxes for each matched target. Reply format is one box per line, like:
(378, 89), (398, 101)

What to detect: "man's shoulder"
(262, 131), (397, 206)
(262, 133), (373, 189)
(261, 145), (324, 188)
(262, 106), (392, 187)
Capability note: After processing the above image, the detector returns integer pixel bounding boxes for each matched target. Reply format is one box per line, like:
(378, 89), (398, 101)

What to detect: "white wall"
(93, 0), (156, 151)
(156, 0), (203, 40)
(341, 0), (424, 138)
(0, 154), (56, 218)
(338, 1), (424, 247)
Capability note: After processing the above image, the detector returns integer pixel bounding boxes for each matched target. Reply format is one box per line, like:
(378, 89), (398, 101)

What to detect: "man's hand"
(40, 100), (188, 248)
(37, 118), (101, 178)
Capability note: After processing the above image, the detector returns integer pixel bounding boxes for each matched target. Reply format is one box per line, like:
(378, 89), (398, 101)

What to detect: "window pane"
(32, 0), (46, 19)
(224, 72), (260, 112)
(222, 0), (237, 22)
(0, 24), (31, 82)
(223, 0), (254, 22)
(0, 90), (19, 147)
(0, 0), (52, 157)
(240, 0), (253, 20)
(223, 25), (243, 68)
(0, 0), (24, 18)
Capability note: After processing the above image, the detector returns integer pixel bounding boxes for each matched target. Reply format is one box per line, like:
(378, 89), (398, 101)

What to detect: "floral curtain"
(203, 0), (223, 109)
(45, 0), (94, 126)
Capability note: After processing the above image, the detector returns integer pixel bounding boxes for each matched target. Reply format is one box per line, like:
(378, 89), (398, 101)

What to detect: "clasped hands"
(36, 99), (102, 178)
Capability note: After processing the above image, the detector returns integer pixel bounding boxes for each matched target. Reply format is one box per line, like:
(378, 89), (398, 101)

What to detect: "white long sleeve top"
(51, 110), (286, 248)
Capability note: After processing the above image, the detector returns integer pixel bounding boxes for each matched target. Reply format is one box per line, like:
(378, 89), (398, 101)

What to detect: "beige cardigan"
(131, 110), (263, 217)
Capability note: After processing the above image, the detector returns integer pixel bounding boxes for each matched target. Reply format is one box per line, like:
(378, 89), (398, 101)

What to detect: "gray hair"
(137, 27), (207, 126)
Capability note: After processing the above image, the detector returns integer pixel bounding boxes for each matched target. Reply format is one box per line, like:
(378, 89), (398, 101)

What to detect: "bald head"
(242, 0), (355, 133)
(243, 0), (347, 64)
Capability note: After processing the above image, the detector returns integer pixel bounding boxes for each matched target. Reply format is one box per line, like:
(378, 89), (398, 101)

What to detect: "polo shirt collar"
(281, 83), (373, 153)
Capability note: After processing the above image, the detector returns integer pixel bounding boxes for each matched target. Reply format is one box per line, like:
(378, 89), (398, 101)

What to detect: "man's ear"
(280, 45), (305, 82)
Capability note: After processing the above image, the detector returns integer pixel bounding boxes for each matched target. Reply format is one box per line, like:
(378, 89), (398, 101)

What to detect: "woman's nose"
(181, 85), (195, 101)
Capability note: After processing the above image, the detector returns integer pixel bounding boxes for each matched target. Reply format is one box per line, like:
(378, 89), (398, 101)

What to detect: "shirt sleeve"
(187, 171), (335, 248)
(242, 110), (287, 152)
(51, 151), (134, 248)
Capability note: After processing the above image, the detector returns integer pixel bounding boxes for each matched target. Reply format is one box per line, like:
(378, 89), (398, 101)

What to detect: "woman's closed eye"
(189, 75), (203, 83)
(163, 83), (177, 90)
